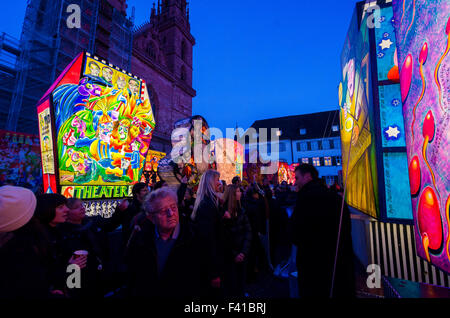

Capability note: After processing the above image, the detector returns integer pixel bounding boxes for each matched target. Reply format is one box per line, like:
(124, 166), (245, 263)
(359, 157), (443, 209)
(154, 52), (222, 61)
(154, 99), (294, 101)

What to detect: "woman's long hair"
(191, 169), (220, 220)
(224, 184), (241, 218)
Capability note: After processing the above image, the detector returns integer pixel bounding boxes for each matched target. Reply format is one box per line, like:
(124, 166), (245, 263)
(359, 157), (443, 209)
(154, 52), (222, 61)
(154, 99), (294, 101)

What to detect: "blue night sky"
(1, 0), (357, 134)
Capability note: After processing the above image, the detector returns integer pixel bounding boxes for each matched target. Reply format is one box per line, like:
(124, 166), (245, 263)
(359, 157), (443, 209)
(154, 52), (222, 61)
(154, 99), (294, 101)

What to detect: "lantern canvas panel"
(393, 0), (450, 273)
(339, 8), (379, 218)
(213, 138), (244, 185)
(52, 53), (155, 188)
(375, 6), (400, 82)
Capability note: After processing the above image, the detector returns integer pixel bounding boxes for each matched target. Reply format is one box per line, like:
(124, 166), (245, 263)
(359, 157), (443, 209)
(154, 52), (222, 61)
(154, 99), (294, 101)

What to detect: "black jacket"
(125, 216), (200, 297)
(291, 179), (355, 298)
(0, 230), (50, 298)
(243, 197), (267, 236)
(103, 199), (142, 244)
(57, 219), (107, 297)
(192, 196), (225, 282)
(223, 207), (252, 259)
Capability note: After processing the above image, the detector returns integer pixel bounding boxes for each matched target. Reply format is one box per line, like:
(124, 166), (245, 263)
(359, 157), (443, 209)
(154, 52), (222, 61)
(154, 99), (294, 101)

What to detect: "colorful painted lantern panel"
(393, 0), (450, 273)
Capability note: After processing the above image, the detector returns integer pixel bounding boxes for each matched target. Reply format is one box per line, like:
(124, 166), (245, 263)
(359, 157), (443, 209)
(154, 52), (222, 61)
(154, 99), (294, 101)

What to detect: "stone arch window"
(180, 65), (186, 81)
(146, 83), (159, 123)
(147, 41), (156, 60)
(181, 40), (186, 61)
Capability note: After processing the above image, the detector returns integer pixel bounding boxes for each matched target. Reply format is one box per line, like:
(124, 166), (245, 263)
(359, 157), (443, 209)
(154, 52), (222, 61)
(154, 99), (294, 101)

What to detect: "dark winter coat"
(103, 198), (142, 244)
(243, 197), (267, 236)
(192, 196), (225, 284)
(57, 219), (107, 297)
(125, 216), (200, 297)
(291, 179), (355, 298)
(0, 228), (50, 298)
(223, 206), (252, 259)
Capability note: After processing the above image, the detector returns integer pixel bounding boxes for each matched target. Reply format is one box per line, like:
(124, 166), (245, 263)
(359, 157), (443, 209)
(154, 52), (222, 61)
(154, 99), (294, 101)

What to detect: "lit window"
(276, 130), (282, 136)
(313, 157), (320, 167)
(324, 157), (332, 166)
(301, 142), (308, 151)
(300, 128), (307, 135)
(332, 125), (339, 132)
(302, 158), (309, 164)
(336, 156), (342, 166)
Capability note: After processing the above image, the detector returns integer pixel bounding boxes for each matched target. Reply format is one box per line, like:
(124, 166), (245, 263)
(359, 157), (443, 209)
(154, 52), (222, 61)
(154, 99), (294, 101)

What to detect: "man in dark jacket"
(291, 164), (355, 298)
(125, 187), (200, 297)
(103, 183), (148, 245)
(59, 198), (108, 298)
(243, 187), (269, 281)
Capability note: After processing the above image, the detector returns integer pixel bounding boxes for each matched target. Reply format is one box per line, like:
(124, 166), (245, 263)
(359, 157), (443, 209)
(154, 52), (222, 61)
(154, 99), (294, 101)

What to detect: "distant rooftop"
(248, 109), (340, 141)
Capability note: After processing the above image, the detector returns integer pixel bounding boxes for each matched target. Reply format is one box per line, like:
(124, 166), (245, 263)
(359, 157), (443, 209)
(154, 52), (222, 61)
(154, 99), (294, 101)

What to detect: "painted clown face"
(69, 150), (87, 173)
(103, 68), (113, 83)
(129, 80), (139, 95)
(89, 63), (100, 77)
(117, 76), (126, 89)
(131, 141), (141, 152)
(99, 121), (113, 143)
(71, 116), (86, 137)
(118, 123), (129, 141)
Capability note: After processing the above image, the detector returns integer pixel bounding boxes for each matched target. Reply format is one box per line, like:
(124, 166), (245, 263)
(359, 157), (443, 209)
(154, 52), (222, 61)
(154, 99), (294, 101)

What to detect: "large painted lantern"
(36, 52), (156, 216)
(211, 138), (244, 185)
(141, 150), (166, 185)
(158, 115), (214, 190)
(393, 0), (450, 273)
(339, 1), (413, 221)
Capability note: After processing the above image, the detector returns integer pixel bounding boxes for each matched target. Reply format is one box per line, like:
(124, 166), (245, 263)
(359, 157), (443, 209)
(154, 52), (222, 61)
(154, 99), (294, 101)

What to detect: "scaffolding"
(0, 32), (21, 130)
(4, 0), (134, 134)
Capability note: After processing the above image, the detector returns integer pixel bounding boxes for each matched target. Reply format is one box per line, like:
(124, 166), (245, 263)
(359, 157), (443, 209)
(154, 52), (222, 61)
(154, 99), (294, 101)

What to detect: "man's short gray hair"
(143, 187), (178, 214)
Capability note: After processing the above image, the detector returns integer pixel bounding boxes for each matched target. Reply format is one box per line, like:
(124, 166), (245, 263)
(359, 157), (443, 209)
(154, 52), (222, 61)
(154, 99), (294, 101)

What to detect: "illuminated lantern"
(447, 195), (450, 262)
(418, 187), (443, 262)
(408, 156), (421, 196)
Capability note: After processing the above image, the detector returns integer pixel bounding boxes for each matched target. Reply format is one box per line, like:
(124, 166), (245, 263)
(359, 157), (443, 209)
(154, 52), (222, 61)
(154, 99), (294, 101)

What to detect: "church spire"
(186, 1), (190, 21)
(151, 2), (156, 21)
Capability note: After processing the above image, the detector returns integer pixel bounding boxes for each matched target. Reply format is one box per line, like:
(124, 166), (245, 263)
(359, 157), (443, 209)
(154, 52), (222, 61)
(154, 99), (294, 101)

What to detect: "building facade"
(0, 33), (21, 130)
(247, 110), (342, 185)
(3, 0), (134, 134)
(131, 0), (195, 153)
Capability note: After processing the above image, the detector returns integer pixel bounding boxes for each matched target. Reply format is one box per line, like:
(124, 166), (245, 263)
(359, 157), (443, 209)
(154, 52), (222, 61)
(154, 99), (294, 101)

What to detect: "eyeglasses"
(151, 204), (178, 217)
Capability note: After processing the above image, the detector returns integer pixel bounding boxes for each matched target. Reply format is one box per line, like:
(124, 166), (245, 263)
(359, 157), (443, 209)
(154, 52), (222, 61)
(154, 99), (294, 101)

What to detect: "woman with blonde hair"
(191, 169), (224, 296)
(222, 184), (252, 297)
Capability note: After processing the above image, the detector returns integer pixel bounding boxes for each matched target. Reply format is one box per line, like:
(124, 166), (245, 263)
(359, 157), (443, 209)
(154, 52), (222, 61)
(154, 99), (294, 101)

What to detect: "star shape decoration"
(379, 39), (394, 50)
(378, 16), (386, 23)
(383, 32), (390, 38)
(391, 99), (401, 107)
(384, 125), (401, 140)
(377, 52), (385, 58)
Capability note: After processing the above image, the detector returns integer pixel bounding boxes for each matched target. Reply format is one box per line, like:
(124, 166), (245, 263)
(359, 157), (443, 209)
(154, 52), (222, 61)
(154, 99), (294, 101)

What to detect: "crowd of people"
(0, 164), (354, 298)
